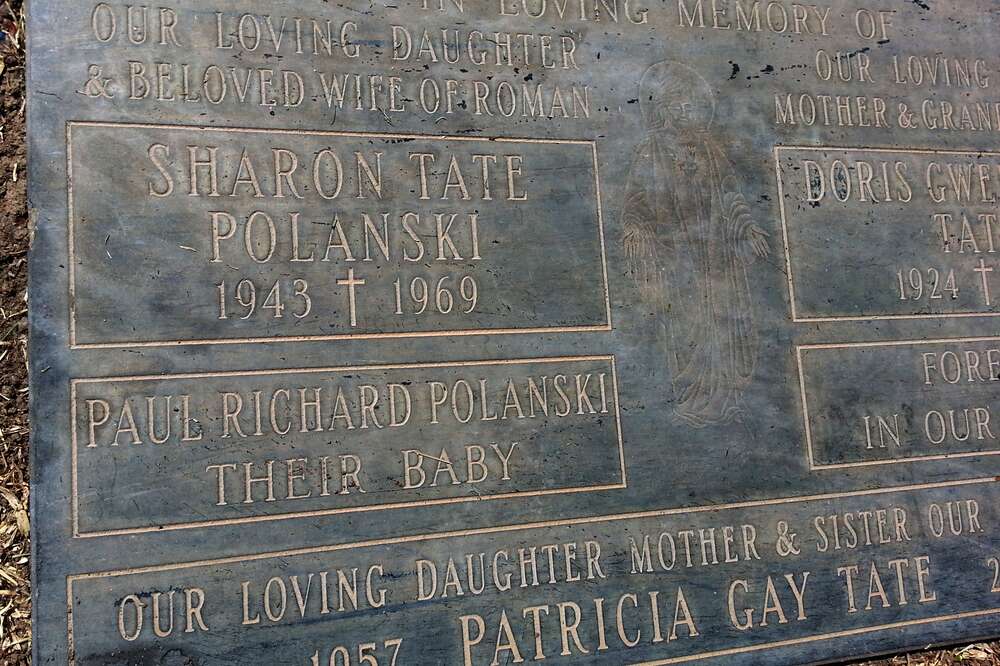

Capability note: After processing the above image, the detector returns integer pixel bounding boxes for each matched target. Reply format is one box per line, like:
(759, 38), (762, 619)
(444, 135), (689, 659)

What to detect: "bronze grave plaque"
(26, 0), (1000, 663)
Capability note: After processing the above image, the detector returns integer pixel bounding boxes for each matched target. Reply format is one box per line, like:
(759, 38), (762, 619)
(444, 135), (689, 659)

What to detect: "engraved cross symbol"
(337, 268), (366, 328)
(975, 258), (995, 307)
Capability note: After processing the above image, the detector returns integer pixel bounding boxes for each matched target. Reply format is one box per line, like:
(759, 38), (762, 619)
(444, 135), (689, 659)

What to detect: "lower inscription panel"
(68, 480), (999, 665)
(800, 338), (1000, 469)
(71, 356), (625, 537)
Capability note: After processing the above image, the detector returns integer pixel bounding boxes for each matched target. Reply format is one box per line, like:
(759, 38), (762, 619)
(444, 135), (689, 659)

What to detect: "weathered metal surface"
(26, 0), (1000, 664)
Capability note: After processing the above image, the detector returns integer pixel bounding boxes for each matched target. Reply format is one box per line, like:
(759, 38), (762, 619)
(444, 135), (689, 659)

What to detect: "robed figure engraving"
(622, 61), (770, 428)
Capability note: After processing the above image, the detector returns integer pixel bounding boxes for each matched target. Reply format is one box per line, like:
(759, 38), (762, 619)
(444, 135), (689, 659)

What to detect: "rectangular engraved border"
(799, 336), (1000, 470)
(65, 475), (1000, 666)
(70, 355), (627, 538)
(67, 121), (613, 349)
(774, 145), (1000, 323)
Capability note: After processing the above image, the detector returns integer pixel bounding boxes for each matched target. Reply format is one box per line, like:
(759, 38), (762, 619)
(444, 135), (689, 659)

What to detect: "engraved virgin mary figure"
(622, 61), (770, 428)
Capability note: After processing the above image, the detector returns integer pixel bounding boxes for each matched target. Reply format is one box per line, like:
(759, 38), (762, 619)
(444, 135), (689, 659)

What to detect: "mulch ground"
(0, 1), (996, 663)
(0, 0), (29, 662)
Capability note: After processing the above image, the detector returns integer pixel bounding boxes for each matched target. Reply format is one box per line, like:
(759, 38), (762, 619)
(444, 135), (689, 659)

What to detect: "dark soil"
(0, 0), (29, 662)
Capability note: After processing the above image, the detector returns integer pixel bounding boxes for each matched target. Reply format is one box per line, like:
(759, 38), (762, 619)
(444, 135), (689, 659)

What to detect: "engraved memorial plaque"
(26, 1), (1000, 664)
